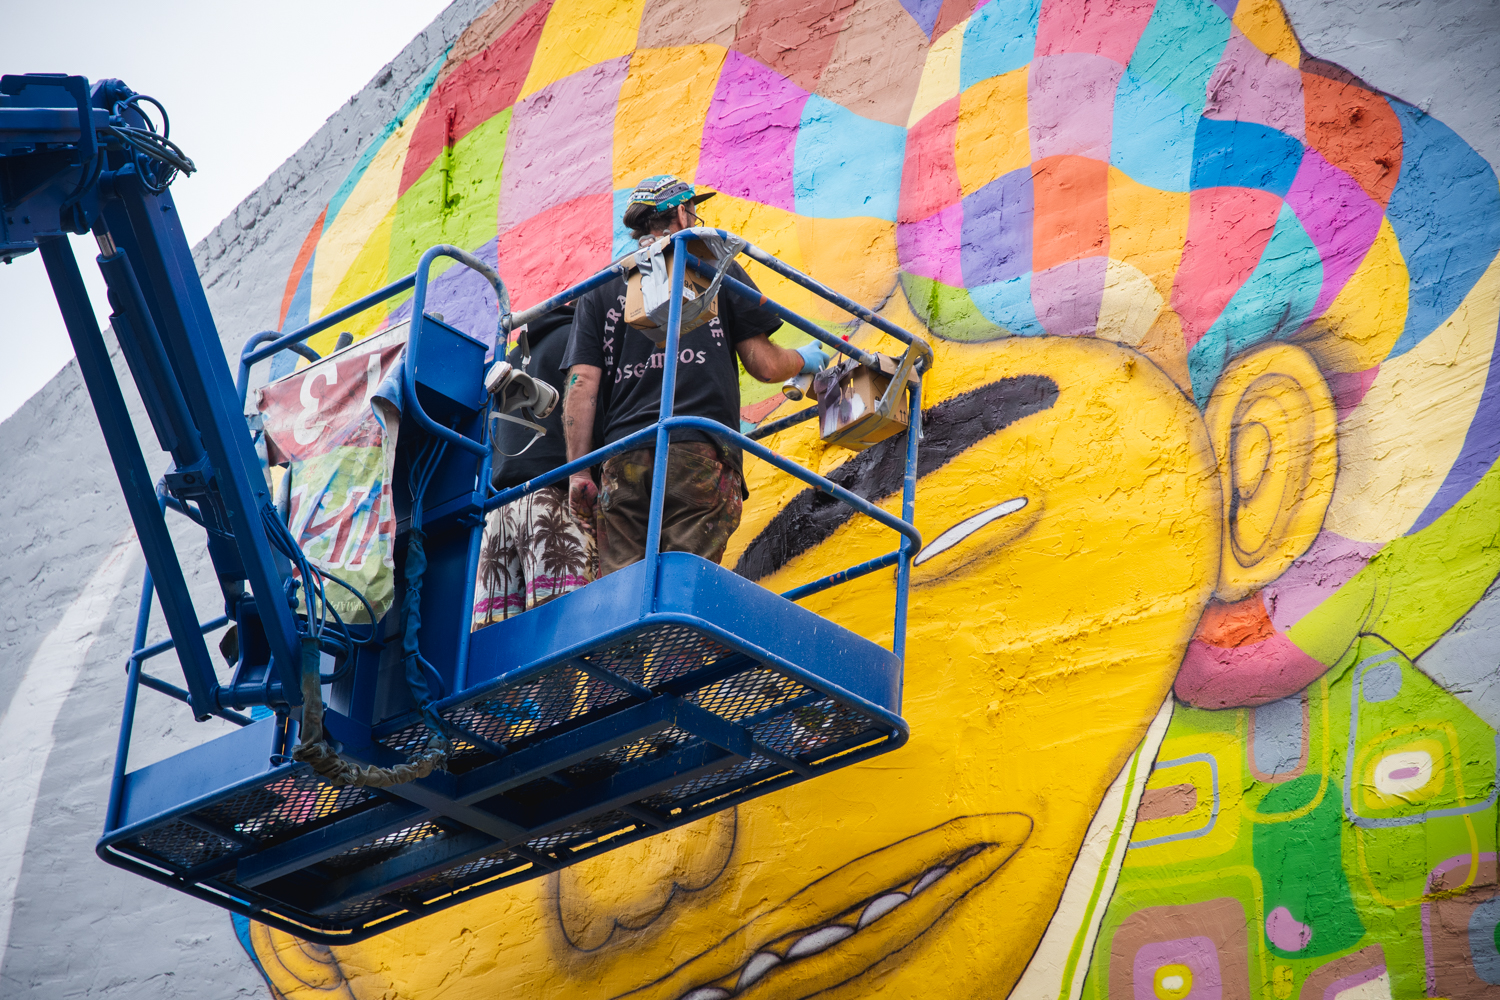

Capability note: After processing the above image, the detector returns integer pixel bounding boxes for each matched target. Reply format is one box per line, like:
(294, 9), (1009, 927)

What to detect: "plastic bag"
(626, 231), (747, 339)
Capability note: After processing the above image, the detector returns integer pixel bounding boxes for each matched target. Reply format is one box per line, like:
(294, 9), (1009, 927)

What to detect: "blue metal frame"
(3, 73), (935, 943)
(97, 225), (930, 941)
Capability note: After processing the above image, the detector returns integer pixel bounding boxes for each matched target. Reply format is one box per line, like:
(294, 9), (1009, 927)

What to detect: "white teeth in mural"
(677, 853), (975, 998)
(915, 498), (1028, 565)
(857, 891), (909, 928)
(737, 952), (782, 988)
(912, 866), (950, 895)
(785, 925), (855, 959)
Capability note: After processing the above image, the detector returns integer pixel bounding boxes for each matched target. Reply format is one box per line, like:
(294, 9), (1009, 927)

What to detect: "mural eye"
(914, 498), (1027, 566)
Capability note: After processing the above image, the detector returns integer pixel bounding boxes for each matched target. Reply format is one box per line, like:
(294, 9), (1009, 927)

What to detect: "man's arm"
(563, 364), (602, 518)
(737, 335), (826, 383)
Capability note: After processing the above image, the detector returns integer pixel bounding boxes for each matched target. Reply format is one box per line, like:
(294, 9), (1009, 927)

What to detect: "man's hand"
(795, 342), (832, 373)
(569, 472), (599, 521)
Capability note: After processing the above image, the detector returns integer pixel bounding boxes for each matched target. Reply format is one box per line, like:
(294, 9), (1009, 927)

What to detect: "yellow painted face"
(254, 336), (1223, 999)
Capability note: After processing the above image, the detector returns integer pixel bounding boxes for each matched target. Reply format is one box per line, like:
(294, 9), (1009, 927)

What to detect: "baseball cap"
(625, 174), (715, 214)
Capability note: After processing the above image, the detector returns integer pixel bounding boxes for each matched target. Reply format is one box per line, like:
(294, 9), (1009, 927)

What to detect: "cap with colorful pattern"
(625, 174), (715, 214)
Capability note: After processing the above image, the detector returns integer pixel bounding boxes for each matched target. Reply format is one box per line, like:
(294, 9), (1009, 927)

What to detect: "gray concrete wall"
(0, 0), (1493, 995)
(0, 2), (486, 995)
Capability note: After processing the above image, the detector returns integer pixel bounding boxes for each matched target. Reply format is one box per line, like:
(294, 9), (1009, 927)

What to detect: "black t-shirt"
(490, 306), (574, 490)
(560, 260), (780, 477)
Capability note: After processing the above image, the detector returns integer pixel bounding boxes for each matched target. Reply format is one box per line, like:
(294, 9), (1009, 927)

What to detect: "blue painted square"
(961, 0), (1042, 91)
(1192, 118), (1304, 196)
(1126, 0), (1230, 118)
(971, 272), (1046, 336)
(1110, 70), (1196, 192)
(612, 188), (637, 258)
(794, 95), (906, 221)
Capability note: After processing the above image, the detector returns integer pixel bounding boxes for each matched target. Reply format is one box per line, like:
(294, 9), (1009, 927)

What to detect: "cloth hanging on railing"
(256, 327), (406, 624)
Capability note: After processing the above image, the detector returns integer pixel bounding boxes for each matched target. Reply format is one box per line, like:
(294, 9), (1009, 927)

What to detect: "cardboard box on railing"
(814, 353), (918, 451)
(623, 237), (718, 342)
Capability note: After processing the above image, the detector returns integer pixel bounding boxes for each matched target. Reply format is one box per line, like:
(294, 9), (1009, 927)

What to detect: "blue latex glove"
(796, 342), (832, 374)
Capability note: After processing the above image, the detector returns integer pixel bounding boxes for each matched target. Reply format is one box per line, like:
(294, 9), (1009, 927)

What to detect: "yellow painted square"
(955, 67), (1030, 197)
(795, 215), (899, 323)
(907, 19), (965, 127)
(520, 0), (648, 99)
(1106, 167), (1191, 302)
(696, 192), (815, 317)
(613, 45), (728, 188)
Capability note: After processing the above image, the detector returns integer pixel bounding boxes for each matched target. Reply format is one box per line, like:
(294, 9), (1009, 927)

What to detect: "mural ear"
(1205, 344), (1338, 602)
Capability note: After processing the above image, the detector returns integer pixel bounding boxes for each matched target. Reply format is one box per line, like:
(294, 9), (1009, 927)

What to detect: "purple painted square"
(898, 202), (964, 285)
(1132, 936), (1224, 1000)
(961, 168), (1034, 287)
(1283, 148), (1384, 323)
(1029, 53), (1124, 162)
(387, 237), (502, 355)
(1033, 256), (1107, 336)
(899, 0), (945, 39)
(1204, 27), (1305, 141)
(498, 57), (629, 234)
(698, 51), (810, 212)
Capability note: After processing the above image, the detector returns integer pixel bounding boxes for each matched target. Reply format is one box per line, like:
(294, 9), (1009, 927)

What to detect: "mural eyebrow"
(734, 375), (1059, 582)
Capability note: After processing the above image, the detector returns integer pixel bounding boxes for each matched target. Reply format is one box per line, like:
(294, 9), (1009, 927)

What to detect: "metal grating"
(750, 696), (874, 763)
(688, 667), (807, 722)
(641, 754), (777, 811)
(395, 850), (534, 906)
(321, 896), (403, 924)
(584, 624), (734, 690)
(125, 818), (239, 870)
(195, 772), (378, 845)
(106, 616), (902, 942)
(526, 811), (636, 854)
(559, 725), (693, 785)
(379, 662), (633, 763)
(319, 822), (446, 876)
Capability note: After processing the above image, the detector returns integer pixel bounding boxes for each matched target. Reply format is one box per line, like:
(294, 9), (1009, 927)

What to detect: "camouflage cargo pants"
(597, 442), (743, 576)
(472, 485), (596, 629)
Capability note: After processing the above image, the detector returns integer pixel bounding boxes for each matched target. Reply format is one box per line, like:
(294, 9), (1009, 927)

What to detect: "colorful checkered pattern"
(275, 0), (1500, 532)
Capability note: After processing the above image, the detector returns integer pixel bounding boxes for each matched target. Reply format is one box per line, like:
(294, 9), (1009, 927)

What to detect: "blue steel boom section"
(0, 74), (931, 942)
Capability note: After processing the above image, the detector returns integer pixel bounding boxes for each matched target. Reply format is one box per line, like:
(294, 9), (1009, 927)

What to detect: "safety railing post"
(893, 381), (921, 669)
(106, 568), (156, 832)
(640, 237), (689, 617)
(402, 244), (504, 459)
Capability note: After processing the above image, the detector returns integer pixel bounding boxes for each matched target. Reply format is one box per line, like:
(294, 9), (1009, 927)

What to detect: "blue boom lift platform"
(0, 74), (931, 942)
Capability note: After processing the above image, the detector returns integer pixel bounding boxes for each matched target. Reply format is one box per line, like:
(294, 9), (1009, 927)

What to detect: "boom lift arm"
(1, 73), (932, 942)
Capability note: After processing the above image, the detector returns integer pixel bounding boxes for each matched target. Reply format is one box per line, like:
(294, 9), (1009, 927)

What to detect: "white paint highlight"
(1010, 697), (1176, 1000)
(0, 535), (135, 969)
(915, 498), (1028, 566)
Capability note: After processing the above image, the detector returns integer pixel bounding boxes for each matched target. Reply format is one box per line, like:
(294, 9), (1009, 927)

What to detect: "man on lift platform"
(473, 304), (596, 628)
(561, 175), (829, 575)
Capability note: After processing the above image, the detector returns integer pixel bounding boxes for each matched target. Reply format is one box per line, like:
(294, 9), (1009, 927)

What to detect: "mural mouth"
(914, 497), (1029, 566)
(619, 813), (1032, 1000)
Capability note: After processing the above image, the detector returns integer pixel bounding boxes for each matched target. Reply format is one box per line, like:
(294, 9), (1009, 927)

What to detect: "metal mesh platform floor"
(98, 555), (907, 943)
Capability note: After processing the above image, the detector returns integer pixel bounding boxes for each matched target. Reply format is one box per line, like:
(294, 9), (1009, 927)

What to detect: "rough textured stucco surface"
(0, 2), (487, 994)
(0, 0), (1495, 996)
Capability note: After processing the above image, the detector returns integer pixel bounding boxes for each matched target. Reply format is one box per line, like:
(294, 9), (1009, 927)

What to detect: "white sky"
(0, 0), (453, 422)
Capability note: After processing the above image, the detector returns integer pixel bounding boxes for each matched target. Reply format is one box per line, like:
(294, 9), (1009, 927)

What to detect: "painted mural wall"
(1, 0), (1497, 996)
(232, 0), (1500, 997)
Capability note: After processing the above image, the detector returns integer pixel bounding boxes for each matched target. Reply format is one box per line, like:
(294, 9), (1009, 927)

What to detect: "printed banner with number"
(257, 330), (404, 624)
